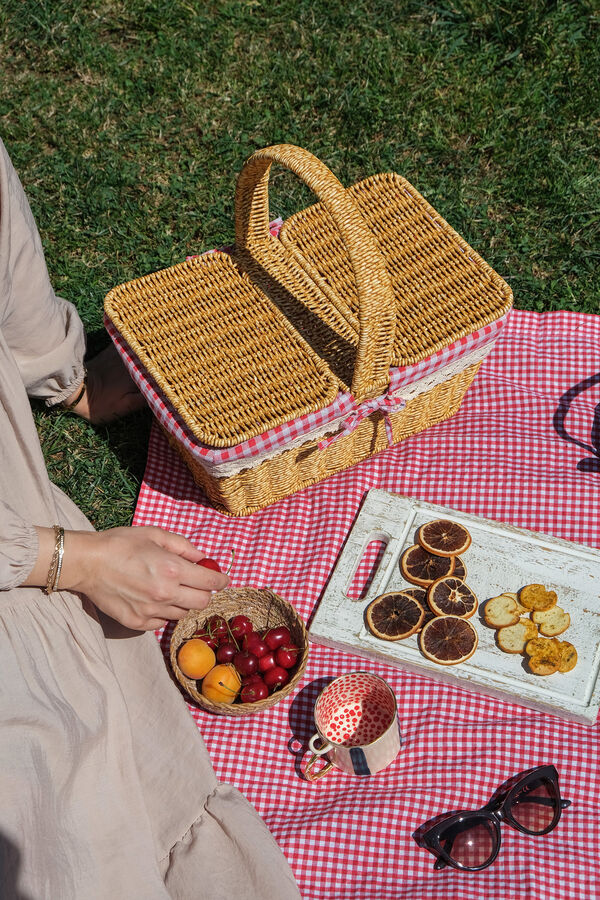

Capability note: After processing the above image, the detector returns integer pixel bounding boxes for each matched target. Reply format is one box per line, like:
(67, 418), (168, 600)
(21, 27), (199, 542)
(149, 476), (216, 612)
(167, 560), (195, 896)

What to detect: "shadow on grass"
(84, 328), (154, 490)
(32, 329), (153, 529)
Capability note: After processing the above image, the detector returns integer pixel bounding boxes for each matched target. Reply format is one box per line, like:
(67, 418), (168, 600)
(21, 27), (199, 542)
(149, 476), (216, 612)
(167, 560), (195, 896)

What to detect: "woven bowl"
(170, 587), (309, 715)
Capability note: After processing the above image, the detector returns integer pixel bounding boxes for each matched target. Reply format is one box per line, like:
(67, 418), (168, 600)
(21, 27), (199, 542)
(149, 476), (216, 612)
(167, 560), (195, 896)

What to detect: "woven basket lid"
(105, 145), (400, 447)
(279, 173), (513, 367)
(104, 252), (339, 447)
(104, 145), (511, 450)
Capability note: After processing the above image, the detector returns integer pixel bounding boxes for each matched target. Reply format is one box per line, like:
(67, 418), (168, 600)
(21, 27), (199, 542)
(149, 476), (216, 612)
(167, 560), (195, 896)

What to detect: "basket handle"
(235, 144), (396, 402)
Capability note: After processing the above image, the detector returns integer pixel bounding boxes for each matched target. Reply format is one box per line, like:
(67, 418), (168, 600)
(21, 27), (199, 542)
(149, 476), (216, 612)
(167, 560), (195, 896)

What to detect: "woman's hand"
(28, 526), (229, 631)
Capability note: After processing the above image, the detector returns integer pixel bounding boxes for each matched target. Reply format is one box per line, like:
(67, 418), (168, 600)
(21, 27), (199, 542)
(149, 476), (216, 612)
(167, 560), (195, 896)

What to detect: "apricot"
(177, 638), (216, 679)
(201, 664), (241, 704)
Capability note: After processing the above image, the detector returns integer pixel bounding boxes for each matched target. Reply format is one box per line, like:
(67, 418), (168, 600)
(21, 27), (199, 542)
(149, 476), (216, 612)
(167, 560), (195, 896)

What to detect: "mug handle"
(305, 734), (334, 782)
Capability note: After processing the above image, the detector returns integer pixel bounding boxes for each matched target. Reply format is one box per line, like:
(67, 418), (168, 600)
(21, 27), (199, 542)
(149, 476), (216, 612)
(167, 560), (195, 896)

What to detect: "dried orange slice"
(428, 577), (478, 619)
(400, 544), (455, 587)
(420, 607), (437, 631)
(401, 588), (434, 631)
(452, 557), (467, 579)
(418, 519), (472, 557)
(365, 591), (425, 641)
(420, 615), (478, 666)
(401, 587), (428, 604)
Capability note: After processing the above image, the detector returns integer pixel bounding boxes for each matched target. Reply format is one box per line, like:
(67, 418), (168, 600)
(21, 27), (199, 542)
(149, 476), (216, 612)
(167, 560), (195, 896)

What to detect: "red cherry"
(233, 651), (259, 676)
(205, 615), (228, 639)
(243, 634), (269, 658)
(229, 615), (253, 640)
(275, 645), (300, 669)
(216, 641), (237, 664)
(242, 673), (263, 685)
(263, 666), (290, 690)
(240, 680), (269, 703)
(258, 652), (277, 673)
(264, 626), (292, 650)
(197, 557), (222, 572)
(193, 630), (218, 651)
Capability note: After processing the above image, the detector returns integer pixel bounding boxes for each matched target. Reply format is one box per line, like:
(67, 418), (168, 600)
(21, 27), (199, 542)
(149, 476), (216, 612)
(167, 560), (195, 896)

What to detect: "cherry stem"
(217, 680), (239, 695)
(226, 549), (235, 576)
(224, 618), (241, 650)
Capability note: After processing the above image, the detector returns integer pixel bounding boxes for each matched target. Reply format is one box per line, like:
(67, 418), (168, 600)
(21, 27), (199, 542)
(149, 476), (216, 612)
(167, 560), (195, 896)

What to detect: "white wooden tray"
(309, 489), (600, 725)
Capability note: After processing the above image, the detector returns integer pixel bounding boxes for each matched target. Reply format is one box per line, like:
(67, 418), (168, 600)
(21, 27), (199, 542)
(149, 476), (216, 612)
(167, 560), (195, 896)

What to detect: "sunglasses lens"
(511, 777), (559, 833)
(439, 816), (497, 870)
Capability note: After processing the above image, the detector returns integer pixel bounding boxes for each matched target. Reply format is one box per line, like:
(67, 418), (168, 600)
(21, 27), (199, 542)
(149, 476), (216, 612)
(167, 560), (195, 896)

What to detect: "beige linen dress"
(0, 138), (301, 900)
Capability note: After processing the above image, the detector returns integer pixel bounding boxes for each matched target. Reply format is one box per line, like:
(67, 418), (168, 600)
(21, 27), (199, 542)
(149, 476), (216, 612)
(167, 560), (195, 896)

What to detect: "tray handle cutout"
(345, 532), (390, 601)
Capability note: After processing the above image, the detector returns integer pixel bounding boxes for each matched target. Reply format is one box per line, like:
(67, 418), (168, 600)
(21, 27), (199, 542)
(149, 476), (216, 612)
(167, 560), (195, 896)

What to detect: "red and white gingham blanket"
(131, 308), (600, 900)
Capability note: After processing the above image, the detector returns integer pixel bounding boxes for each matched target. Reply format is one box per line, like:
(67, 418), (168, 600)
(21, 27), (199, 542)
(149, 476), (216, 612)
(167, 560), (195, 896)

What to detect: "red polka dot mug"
(304, 672), (401, 781)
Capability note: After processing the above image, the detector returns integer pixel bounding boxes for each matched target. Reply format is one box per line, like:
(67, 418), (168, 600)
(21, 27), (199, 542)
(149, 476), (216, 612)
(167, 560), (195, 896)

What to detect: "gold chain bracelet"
(45, 525), (65, 594)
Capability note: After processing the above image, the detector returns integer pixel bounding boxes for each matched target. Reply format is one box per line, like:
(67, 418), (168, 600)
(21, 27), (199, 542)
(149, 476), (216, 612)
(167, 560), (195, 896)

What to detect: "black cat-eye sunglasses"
(414, 765), (571, 872)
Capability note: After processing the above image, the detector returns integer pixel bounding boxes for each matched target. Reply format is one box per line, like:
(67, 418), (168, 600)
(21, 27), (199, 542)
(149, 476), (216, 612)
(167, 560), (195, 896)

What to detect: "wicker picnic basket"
(104, 144), (512, 515)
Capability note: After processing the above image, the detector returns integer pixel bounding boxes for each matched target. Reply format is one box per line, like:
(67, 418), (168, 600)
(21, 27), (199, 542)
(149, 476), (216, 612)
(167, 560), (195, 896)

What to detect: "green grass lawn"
(1, 0), (598, 528)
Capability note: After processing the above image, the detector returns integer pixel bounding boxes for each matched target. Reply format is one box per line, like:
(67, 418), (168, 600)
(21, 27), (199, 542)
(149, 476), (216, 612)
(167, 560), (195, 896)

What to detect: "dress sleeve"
(0, 499), (38, 590)
(0, 137), (86, 406)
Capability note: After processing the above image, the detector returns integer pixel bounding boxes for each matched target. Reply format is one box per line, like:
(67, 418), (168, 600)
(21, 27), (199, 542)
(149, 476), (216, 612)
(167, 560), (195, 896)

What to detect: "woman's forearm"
(21, 526), (229, 631)
(23, 527), (104, 594)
